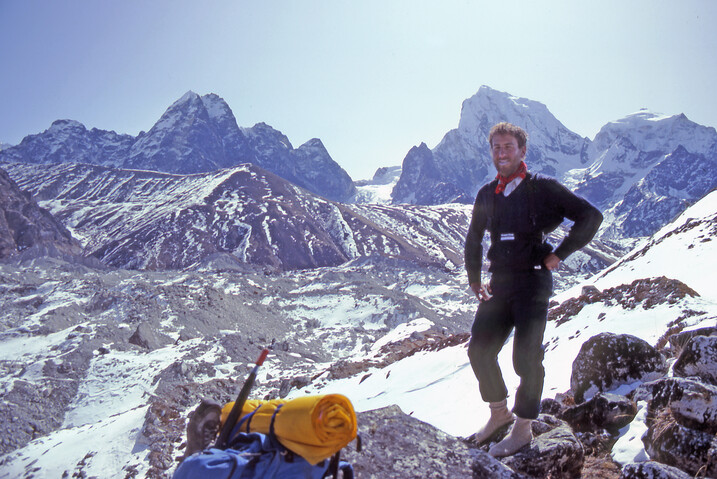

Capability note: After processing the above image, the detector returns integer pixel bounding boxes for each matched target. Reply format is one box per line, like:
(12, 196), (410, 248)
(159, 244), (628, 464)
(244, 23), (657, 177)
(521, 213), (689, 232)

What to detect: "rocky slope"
(0, 92), (357, 202)
(1, 161), (470, 272)
(0, 166), (82, 262)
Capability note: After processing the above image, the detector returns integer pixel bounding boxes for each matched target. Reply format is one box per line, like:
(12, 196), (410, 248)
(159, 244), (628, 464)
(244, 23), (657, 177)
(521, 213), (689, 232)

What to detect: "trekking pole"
(214, 348), (270, 449)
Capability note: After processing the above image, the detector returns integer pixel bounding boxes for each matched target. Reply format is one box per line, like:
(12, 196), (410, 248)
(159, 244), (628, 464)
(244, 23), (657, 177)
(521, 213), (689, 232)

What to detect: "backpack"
(173, 405), (358, 479)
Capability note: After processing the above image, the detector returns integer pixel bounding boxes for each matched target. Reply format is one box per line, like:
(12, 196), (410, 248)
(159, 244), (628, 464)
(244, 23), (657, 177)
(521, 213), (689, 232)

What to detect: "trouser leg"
(511, 273), (551, 419)
(468, 296), (513, 403)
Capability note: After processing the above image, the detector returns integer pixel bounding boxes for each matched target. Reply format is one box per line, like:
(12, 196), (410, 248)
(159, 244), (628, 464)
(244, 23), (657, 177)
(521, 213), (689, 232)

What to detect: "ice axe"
(214, 348), (270, 449)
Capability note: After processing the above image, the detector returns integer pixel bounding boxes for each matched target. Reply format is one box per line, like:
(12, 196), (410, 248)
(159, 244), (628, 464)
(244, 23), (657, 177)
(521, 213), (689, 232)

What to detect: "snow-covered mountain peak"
(457, 86), (584, 149)
(243, 122), (293, 150)
(200, 93), (235, 122)
(174, 90), (201, 105)
(47, 119), (87, 134)
(591, 110), (717, 155)
(297, 138), (327, 152)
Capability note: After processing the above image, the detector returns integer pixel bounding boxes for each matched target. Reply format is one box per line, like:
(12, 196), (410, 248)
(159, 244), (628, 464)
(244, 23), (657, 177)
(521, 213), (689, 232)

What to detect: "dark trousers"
(467, 269), (552, 419)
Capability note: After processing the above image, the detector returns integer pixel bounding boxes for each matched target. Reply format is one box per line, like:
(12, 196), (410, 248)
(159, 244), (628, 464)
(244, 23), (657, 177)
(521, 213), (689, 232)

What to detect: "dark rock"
(668, 326), (717, 352)
(559, 392), (637, 435)
(619, 460), (693, 479)
(633, 377), (717, 433)
(128, 322), (172, 350)
(672, 335), (717, 384)
(643, 408), (717, 478)
(0, 166), (82, 261)
(278, 376), (311, 398)
(341, 405), (477, 478)
(570, 332), (668, 403)
(471, 450), (529, 478)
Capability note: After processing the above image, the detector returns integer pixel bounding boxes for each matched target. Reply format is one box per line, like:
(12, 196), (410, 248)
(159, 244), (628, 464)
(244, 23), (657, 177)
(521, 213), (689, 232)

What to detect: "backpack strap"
(269, 404), (295, 462)
(269, 404), (283, 436)
(234, 408), (259, 435)
(323, 433), (361, 479)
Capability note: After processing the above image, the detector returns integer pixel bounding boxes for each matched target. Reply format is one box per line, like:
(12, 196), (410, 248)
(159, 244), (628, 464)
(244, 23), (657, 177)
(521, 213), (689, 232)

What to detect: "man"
(465, 122), (602, 457)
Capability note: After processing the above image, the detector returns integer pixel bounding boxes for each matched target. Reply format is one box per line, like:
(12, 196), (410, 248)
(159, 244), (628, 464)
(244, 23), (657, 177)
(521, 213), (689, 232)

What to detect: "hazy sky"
(1, 0), (716, 179)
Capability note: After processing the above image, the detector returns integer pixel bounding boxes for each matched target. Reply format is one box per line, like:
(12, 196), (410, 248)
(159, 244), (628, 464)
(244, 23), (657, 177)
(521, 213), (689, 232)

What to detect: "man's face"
(491, 133), (526, 177)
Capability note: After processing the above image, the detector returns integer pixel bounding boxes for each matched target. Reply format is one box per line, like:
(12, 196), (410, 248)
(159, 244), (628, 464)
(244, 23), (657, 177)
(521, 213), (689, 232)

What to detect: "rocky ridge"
(0, 91), (357, 202)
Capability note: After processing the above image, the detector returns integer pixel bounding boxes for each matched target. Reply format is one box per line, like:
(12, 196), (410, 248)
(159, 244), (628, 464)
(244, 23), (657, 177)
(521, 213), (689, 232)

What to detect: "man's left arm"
(548, 180), (603, 262)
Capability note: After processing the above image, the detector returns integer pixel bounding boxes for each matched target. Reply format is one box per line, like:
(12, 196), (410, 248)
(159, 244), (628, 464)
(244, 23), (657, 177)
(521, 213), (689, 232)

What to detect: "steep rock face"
(126, 91), (240, 174)
(0, 92), (356, 202)
(282, 137), (356, 202)
(391, 142), (471, 205)
(0, 166), (81, 260)
(392, 86), (589, 205)
(610, 146), (717, 237)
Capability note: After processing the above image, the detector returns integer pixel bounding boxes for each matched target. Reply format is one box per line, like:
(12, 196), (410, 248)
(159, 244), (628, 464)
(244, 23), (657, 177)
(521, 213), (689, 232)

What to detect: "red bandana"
(495, 161), (527, 195)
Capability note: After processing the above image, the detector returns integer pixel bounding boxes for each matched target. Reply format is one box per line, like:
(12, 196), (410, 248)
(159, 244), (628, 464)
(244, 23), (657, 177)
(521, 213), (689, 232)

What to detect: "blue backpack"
(173, 407), (356, 479)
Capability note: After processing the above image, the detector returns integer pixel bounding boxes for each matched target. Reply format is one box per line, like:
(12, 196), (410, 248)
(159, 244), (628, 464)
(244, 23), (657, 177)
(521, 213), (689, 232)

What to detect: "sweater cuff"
(553, 246), (571, 261)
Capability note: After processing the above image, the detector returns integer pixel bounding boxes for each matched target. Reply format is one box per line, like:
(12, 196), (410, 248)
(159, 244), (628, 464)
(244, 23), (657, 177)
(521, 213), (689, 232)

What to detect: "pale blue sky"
(1, 0), (715, 179)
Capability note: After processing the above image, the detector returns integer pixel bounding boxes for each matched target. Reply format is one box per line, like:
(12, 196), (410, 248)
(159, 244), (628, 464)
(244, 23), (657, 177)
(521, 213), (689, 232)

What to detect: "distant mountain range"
(0, 92), (357, 203)
(1, 86), (715, 271)
(392, 86), (717, 241)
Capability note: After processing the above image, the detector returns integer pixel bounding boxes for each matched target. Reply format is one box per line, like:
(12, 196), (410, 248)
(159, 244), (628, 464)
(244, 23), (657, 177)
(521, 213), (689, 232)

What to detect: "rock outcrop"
(570, 332), (669, 403)
(0, 166), (82, 261)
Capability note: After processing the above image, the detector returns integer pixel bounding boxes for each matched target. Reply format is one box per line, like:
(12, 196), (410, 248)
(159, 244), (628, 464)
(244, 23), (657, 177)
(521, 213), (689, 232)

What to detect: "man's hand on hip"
(470, 282), (492, 302)
(543, 253), (561, 271)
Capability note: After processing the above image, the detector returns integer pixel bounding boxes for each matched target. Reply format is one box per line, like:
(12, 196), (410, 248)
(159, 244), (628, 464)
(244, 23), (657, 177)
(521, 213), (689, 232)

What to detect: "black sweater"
(464, 173), (603, 284)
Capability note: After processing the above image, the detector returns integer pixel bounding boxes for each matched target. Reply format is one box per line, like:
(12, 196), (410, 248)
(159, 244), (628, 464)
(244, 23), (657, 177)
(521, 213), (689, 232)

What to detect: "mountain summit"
(0, 92), (357, 202)
(392, 85), (589, 205)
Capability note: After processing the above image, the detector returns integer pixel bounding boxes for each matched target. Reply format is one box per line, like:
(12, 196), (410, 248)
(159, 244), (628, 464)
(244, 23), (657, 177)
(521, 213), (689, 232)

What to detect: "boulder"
(633, 377), (717, 433)
(668, 326), (717, 353)
(341, 405), (476, 478)
(559, 392), (637, 435)
(471, 450), (529, 479)
(500, 415), (585, 479)
(672, 335), (717, 385)
(643, 409), (717, 478)
(570, 332), (668, 403)
(619, 460), (693, 479)
(128, 322), (173, 350)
